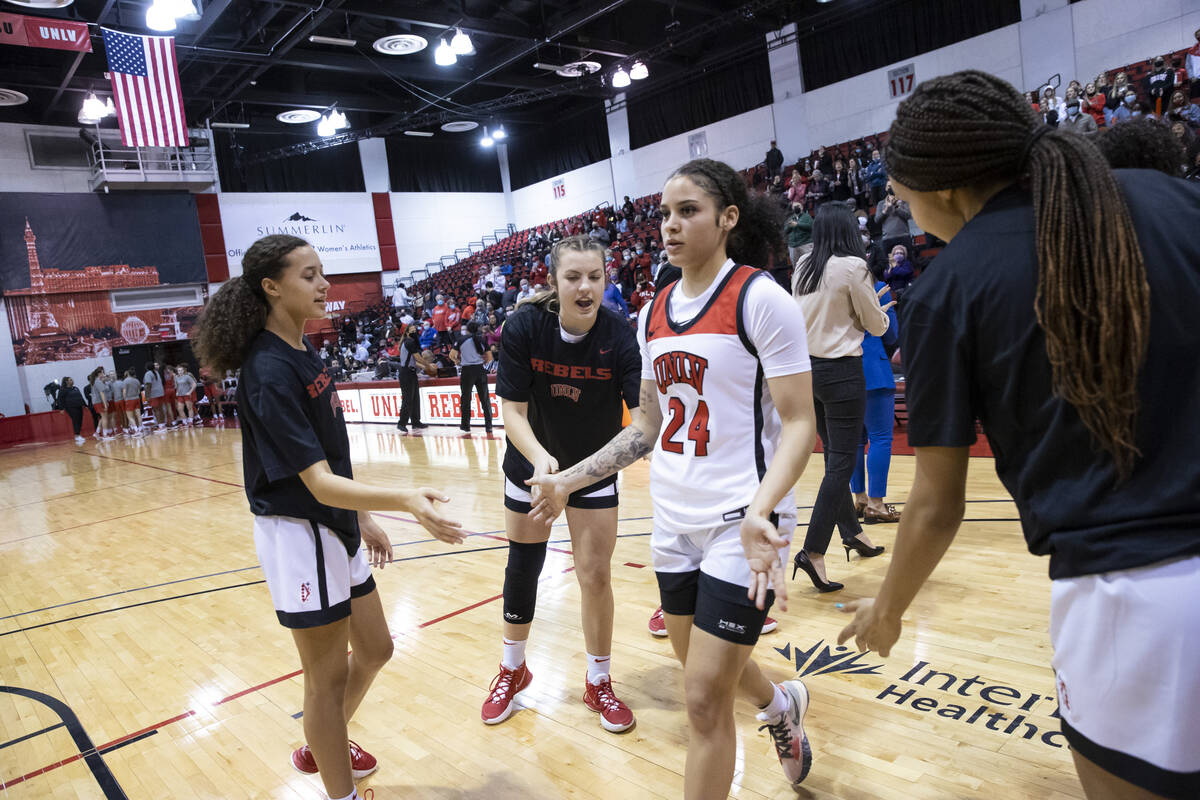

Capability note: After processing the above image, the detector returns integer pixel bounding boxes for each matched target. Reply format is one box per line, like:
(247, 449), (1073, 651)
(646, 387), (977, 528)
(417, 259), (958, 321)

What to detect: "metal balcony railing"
(87, 134), (217, 191)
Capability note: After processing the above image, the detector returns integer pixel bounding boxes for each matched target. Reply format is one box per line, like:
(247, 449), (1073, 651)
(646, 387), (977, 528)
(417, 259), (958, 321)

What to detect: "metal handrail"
(88, 135), (216, 184)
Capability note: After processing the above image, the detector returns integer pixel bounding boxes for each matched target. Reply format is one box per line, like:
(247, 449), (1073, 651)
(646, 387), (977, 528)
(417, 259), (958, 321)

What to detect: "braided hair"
(886, 70), (1150, 477)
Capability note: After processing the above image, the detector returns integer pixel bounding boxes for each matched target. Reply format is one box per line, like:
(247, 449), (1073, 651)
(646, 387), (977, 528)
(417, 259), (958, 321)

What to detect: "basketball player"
(173, 364), (198, 424)
(120, 369), (143, 435)
(90, 368), (113, 438)
(161, 362), (179, 428)
(837, 70), (1200, 800)
(142, 361), (167, 432)
(191, 234), (465, 800)
(481, 234), (641, 733)
(530, 159), (819, 798)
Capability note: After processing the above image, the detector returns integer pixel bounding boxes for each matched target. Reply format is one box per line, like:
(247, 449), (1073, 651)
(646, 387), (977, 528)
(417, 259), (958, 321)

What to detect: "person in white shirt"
(490, 265), (507, 293)
(791, 204), (893, 592)
(515, 278), (534, 303)
(392, 283), (410, 309)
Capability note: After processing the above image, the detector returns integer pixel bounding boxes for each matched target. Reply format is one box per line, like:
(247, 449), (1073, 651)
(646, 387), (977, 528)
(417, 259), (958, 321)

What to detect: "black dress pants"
(459, 364), (493, 430)
(802, 356), (866, 555)
(397, 367), (421, 427)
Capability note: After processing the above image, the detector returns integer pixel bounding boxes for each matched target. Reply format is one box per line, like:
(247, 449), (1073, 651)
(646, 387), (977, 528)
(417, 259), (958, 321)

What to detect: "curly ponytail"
(667, 158), (783, 267)
(192, 234), (309, 375)
(886, 69), (1150, 477)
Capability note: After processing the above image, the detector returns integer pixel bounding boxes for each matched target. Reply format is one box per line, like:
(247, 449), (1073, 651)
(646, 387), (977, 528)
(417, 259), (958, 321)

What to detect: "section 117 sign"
(888, 63), (915, 99)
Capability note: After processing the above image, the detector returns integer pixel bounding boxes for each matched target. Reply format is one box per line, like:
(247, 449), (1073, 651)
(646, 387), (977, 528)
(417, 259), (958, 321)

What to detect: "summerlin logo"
(778, 640), (1067, 749)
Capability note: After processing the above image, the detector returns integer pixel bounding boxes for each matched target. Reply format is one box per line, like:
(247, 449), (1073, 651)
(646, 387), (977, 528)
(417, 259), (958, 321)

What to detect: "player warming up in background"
(481, 234), (643, 732)
(837, 70), (1200, 800)
(531, 159), (820, 799)
(192, 234), (465, 800)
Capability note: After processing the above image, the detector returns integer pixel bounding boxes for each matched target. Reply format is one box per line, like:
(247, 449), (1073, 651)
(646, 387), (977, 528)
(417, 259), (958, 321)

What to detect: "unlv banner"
(336, 383), (503, 427)
(0, 13), (91, 52)
(219, 193), (382, 276)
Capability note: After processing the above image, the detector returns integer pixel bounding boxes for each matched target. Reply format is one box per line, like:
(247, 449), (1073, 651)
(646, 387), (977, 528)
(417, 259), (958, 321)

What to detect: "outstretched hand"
(407, 487), (465, 544)
(741, 515), (789, 613)
(836, 597), (902, 657)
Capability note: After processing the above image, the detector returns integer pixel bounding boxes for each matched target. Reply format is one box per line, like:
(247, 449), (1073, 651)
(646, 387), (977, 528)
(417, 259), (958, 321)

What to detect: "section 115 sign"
(552, 178), (566, 199)
(888, 63), (915, 99)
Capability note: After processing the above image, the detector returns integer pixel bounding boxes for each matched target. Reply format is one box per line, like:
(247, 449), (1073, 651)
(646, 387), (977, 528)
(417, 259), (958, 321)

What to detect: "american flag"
(101, 28), (188, 147)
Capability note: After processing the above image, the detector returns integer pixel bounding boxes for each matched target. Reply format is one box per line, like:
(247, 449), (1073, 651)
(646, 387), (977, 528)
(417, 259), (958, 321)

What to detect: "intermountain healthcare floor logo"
(779, 640), (1068, 749)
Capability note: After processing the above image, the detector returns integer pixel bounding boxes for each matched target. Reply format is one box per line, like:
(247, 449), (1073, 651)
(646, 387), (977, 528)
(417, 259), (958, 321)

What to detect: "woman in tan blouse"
(792, 204), (894, 591)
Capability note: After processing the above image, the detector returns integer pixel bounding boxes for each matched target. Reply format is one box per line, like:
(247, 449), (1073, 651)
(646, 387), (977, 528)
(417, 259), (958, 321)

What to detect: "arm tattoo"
(559, 380), (658, 486)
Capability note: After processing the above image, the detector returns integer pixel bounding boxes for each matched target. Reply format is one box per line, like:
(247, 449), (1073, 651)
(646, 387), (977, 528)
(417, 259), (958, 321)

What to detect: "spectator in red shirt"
(430, 293), (450, 346)
(529, 261), (548, 288)
(628, 280), (655, 314)
(446, 299), (462, 331)
(633, 241), (653, 283)
(593, 209), (607, 229)
(1083, 82), (1107, 126)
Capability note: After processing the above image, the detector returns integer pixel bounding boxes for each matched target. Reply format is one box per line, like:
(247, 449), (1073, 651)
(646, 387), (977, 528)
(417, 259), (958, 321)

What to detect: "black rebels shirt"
(900, 171), (1200, 580)
(239, 330), (360, 555)
(497, 304), (641, 478)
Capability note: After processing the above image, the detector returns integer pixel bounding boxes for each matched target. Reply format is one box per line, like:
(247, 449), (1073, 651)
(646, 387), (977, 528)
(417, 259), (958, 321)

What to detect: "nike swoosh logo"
(600, 349), (611, 354)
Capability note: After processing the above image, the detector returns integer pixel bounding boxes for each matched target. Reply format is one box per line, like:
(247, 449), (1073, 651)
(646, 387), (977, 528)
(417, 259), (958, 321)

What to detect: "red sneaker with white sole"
(583, 674), (635, 732)
(481, 661), (532, 725)
(761, 615), (778, 634)
(648, 606), (668, 637)
(290, 739), (378, 780)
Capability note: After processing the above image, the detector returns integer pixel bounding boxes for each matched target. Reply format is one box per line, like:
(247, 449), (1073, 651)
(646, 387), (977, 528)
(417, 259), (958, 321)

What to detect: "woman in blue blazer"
(850, 277), (901, 525)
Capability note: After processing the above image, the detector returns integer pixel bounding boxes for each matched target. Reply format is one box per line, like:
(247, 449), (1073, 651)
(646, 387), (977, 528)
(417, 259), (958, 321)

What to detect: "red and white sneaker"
(756, 680), (812, 789)
(761, 616), (778, 634)
(583, 674), (635, 733)
(481, 661), (532, 725)
(290, 740), (378, 780)
(648, 606), (668, 637)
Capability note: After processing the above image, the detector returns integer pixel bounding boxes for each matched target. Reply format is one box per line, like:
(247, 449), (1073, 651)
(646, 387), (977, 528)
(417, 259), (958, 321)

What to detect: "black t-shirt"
(239, 330), (360, 555)
(496, 305), (640, 477)
(899, 170), (1200, 579)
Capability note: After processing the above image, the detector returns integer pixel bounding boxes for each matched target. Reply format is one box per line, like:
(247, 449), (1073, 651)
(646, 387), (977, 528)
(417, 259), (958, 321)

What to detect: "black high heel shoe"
(843, 535), (885, 561)
(792, 551), (844, 593)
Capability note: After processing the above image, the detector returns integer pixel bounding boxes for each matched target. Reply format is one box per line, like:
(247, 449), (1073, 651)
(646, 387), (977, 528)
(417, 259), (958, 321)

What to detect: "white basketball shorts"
(1050, 554), (1200, 798)
(253, 515), (375, 629)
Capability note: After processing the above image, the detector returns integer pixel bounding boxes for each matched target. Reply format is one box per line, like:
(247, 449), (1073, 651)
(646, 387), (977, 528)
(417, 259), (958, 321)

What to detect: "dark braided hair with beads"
(885, 69), (1150, 477)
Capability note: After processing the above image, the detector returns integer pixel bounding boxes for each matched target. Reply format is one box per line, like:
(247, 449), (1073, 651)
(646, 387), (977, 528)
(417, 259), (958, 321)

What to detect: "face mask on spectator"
(436, 298), (444, 305)
(1067, 103), (1080, 117)
(1124, 94), (1136, 106)
(460, 327), (468, 334)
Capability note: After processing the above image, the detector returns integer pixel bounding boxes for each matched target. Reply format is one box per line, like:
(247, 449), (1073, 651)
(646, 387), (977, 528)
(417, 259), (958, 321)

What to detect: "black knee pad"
(502, 540), (547, 624)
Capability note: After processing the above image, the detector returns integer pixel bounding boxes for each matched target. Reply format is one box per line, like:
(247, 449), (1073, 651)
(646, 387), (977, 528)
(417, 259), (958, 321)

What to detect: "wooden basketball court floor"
(0, 424), (1083, 800)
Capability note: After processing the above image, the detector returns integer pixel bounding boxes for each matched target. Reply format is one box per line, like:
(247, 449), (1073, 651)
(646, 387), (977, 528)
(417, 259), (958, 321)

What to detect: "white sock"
(586, 652), (612, 685)
(501, 638), (527, 670)
(328, 790), (357, 800)
(759, 683), (789, 722)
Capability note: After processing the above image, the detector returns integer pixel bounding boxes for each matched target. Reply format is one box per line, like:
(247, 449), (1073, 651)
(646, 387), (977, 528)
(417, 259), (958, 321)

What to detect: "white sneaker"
(757, 680), (812, 789)
(74, 435), (86, 445)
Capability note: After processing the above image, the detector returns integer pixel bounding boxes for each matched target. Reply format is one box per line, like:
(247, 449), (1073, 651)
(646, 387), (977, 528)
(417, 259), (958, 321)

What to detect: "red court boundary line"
(0, 561), (589, 790)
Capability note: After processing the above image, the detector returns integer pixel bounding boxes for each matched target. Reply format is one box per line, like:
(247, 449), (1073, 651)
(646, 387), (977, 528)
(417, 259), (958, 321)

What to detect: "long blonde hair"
(518, 234), (608, 313)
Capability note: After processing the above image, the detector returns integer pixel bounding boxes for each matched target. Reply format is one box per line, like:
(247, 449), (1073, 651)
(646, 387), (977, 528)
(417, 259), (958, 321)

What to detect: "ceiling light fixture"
(630, 61), (648, 80)
(210, 122), (251, 129)
(308, 35), (358, 47)
(434, 39), (456, 66)
(404, 130), (434, 137)
(480, 126), (494, 147)
(611, 67), (631, 88)
(450, 28), (475, 56)
(328, 108), (349, 130)
(276, 109), (322, 124)
(316, 115), (336, 137)
(373, 33), (428, 55)
(145, 0), (176, 31)
(492, 125), (506, 140)
(81, 92), (109, 120)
